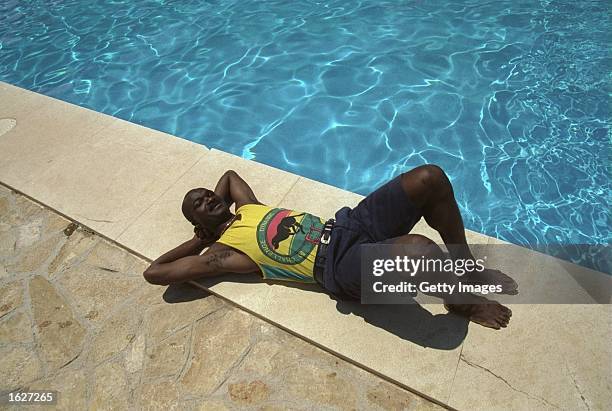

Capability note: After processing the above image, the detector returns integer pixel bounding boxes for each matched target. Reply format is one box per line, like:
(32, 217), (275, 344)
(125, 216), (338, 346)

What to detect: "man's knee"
(418, 164), (449, 185)
(401, 164), (451, 195)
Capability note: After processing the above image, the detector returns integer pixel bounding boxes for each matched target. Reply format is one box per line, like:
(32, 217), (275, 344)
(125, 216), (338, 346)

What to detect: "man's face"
(182, 188), (229, 229)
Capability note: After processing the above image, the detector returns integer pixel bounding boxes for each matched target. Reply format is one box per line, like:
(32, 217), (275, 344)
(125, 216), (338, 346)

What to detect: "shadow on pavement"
(333, 297), (468, 350)
(170, 274), (468, 350)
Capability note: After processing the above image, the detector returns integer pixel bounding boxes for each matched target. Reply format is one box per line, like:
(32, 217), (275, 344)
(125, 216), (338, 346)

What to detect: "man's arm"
(214, 170), (262, 209)
(143, 243), (256, 285)
(145, 233), (213, 266)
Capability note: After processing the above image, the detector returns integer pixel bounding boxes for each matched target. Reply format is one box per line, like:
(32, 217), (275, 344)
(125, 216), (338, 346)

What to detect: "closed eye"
(193, 190), (212, 209)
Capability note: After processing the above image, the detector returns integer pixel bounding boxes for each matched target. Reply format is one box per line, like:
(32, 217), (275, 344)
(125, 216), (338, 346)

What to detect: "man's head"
(182, 188), (231, 237)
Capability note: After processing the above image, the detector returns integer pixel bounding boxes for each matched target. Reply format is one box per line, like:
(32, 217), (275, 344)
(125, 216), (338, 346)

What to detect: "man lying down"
(144, 166), (517, 330)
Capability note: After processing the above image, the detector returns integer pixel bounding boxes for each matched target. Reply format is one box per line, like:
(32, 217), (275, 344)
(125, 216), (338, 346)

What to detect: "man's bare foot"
(462, 268), (518, 295)
(444, 295), (512, 329)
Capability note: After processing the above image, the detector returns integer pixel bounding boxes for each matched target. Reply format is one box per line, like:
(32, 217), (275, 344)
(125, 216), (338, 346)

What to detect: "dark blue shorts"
(322, 175), (423, 299)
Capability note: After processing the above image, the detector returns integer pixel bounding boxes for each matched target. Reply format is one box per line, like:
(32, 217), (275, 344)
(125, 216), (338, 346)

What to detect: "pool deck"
(1, 187), (442, 410)
(1, 81), (610, 410)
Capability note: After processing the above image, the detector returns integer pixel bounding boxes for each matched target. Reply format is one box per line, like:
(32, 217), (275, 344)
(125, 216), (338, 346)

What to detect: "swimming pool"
(1, 0), (610, 269)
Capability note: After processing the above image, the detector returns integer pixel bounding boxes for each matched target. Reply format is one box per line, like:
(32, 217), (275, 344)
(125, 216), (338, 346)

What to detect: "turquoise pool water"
(1, 0), (610, 269)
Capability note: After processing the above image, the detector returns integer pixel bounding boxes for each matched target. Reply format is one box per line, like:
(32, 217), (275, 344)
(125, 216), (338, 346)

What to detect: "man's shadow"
(164, 274), (468, 350)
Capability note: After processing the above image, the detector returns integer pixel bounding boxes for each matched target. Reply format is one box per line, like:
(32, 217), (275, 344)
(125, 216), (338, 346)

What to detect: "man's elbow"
(143, 267), (170, 286)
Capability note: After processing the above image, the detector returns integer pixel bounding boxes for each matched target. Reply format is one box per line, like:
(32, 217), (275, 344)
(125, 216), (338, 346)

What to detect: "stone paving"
(0, 184), (443, 410)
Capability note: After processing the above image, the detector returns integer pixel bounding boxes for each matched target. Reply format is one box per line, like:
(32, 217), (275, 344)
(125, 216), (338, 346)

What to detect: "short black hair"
(182, 188), (201, 225)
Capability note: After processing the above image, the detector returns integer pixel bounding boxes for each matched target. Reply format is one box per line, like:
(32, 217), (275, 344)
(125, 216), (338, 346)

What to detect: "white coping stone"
(1, 83), (610, 409)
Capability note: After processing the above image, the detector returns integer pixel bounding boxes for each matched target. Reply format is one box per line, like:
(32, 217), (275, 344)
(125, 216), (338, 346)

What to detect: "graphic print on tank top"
(256, 209), (324, 266)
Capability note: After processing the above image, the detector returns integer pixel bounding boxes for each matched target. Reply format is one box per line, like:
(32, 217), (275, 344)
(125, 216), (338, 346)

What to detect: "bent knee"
(401, 164), (451, 198)
(402, 163), (447, 184)
(419, 164), (447, 184)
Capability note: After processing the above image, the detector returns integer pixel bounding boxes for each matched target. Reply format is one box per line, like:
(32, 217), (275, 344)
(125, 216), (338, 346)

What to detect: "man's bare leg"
(398, 165), (518, 294)
(388, 233), (511, 329)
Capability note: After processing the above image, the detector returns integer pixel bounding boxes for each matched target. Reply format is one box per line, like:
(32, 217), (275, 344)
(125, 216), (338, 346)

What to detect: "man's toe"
(500, 305), (512, 316)
(473, 311), (503, 330)
(480, 318), (500, 329)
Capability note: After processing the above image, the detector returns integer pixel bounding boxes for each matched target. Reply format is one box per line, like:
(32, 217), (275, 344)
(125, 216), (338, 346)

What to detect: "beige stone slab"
(446, 237), (611, 408)
(0, 344), (43, 393)
(0, 280), (24, 319)
(0, 311), (33, 344)
(448, 304), (612, 410)
(180, 308), (254, 397)
(193, 278), (276, 313)
(478, 237), (610, 304)
(0, 84), (207, 239)
(0, 85), (117, 189)
(29, 275), (86, 370)
(277, 175), (364, 219)
(91, 359), (131, 410)
(0, 81), (49, 114)
(12, 118), (206, 239)
(117, 149), (300, 259)
(27, 368), (89, 411)
(410, 219), (488, 245)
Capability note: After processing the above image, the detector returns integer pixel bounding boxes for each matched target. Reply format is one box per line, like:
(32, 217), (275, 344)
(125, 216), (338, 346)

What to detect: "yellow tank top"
(216, 204), (325, 283)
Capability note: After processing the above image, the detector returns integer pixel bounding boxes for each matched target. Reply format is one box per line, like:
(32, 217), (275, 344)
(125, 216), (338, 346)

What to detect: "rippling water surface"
(1, 0), (610, 267)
